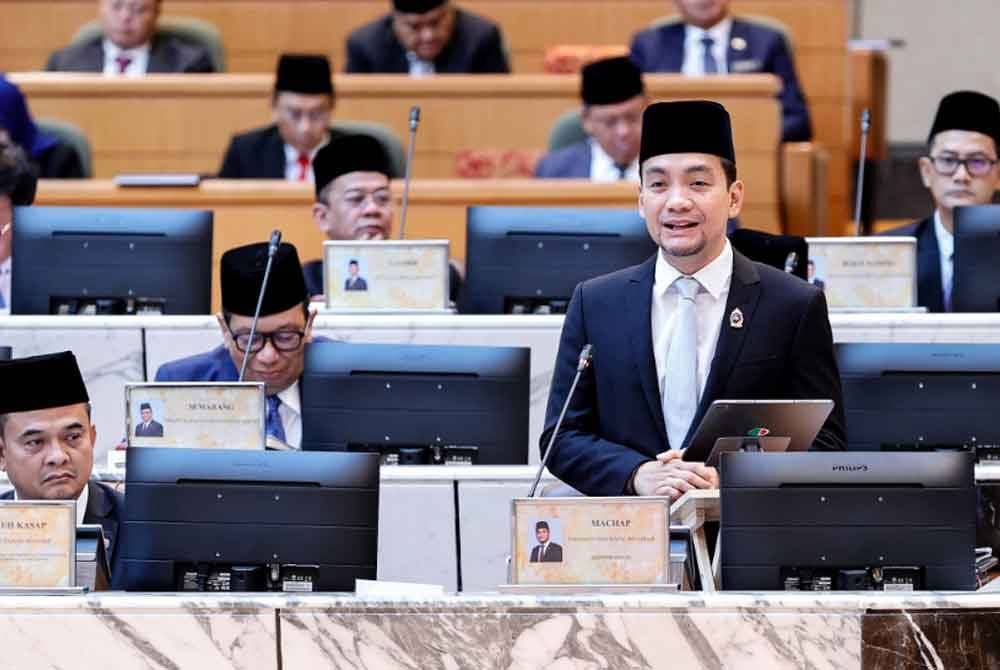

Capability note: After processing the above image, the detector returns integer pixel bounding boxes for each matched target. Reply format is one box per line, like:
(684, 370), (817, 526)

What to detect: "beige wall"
(858, 0), (1000, 143)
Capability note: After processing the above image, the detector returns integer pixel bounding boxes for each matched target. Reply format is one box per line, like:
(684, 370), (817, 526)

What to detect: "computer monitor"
(720, 451), (976, 591)
(11, 206), (213, 315)
(460, 206), (657, 314)
(954, 204), (1000, 312)
(301, 341), (530, 464)
(837, 342), (1000, 458)
(115, 447), (379, 592)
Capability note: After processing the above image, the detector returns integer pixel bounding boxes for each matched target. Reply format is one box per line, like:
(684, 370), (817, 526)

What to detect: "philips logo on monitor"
(746, 427), (770, 437)
(832, 464), (869, 472)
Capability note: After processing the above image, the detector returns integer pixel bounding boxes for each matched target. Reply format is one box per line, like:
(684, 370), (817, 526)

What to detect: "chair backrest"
(548, 109), (588, 152)
(649, 14), (794, 49)
(71, 16), (226, 72)
(35, 118), (93, 178)
(332, 121), (407, 179)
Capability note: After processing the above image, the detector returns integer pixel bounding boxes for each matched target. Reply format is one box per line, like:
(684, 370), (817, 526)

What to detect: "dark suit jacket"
(345, 276), (369, 291)
(0, 481), (124, 570)
(529, 542), (564, 562)
(45, 34), (215, 73)
(629, 18), (812, 142)
(534, 141), (592, 179)
(35, 142), (85, 179)
(134, 420), (164, 437)
(303, 258), (465, 303)
(217, 125), (348, 179)
(877, 217), (944, 313)
(345, 9), (510, 74)
(541, 250), (846, 496)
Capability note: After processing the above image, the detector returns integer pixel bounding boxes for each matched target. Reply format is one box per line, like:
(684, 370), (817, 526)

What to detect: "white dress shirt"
(276, 381), (303, 449)
(15, 482), (89, 526)
(589, 139), (640, 183)
(933, 210), (954, 312)
(0, 257), (10, 313)
(102, 39), (151, 77)
(681, 18), (732, 76)
(406, 51), (435, 76)
(282, 137), (330, 183)
(651, 240), (734, 436)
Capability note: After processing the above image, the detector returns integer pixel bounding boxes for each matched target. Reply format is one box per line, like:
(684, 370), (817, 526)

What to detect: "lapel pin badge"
(731, 36), (747, 51)
(729, 307), (744, 329)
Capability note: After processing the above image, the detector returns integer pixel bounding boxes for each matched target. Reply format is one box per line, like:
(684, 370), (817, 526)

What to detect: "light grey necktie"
(701, 36), (719, 74)
(664, 276), (701, 450)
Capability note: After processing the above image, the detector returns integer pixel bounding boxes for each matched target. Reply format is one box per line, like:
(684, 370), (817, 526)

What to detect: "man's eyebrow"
(683, 164), (712, 175)
(15, 428), (45, 440)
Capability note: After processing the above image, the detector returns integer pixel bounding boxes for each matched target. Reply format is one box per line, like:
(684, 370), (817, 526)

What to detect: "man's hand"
(633, 451), (719, 500)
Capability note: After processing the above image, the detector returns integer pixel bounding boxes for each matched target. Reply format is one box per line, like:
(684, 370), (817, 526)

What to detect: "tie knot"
(267, 395), (282, 413)
(297, 153), (310, 167)
(674, 276), (700, 301)
(701, 36), (715, 48)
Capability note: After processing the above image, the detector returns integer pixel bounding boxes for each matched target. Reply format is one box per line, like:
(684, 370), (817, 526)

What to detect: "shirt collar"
(14, 481), (89, 526)
(933, 209), (954, 258)
(102, 38), (151, 59)
(589, 138), (639, 177)
(684, 17), (733, 47)
(277, 380), (301, 416)
(0, 258), (9, 274)
(283, 134), (331, 164)
(654, 239), (733, 300)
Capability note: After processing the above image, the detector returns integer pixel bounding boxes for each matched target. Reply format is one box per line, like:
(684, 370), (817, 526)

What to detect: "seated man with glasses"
(218, 54), (344, 181)
(880, 91), (1000, 312)
(303, 133), (462, 302)
(154, 242), (319, 449)
(535, 57), (647, 182)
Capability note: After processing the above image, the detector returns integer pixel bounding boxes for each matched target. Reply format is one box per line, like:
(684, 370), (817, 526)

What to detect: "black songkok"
(639, 100), (735, 166)
(314, 134), (392, 199)
(220, 242), (308, 317)
(0, 351), (89, 414)
(928, 91), (1000, 147)
(581, 57), (644, 106)
(393, 0), (446, 13)
(274, 54), (334, 96)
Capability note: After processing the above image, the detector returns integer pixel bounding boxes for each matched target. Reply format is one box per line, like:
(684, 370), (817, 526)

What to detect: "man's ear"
(215, 312), (232, 344)
(918, 156), (933, 189)
(303, 308), (318, 342)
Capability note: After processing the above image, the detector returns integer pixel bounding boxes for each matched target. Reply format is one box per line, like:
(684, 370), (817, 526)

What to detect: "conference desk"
(1, 591), (996, 669)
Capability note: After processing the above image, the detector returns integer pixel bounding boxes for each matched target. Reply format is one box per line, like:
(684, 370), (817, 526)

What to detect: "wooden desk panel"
(34, 178), (780, 312)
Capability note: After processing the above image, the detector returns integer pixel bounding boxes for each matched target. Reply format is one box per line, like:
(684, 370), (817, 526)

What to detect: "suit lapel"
(682, 251), (761, 460)
(725, 19), (749, 70)
(85, 40), (105, 72)
(146, 36), (170, 73)
(627, 256), (669, 447)
(662, 23), (686, 72)
(915, 217), (945, 312)
(264, 127), (288, 179)
(576, 143), (592, 178)
(84, 481), (119, 560)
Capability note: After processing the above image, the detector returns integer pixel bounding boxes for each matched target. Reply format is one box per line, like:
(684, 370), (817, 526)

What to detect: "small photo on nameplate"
(323, 240), (450, 312)
(510, 497), (671, 586)
(0, 501), (76, 588)
(125, 382), (266, 450)
(806, 237), (918, 310)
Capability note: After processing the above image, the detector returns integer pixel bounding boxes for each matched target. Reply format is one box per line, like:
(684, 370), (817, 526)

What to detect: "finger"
(655, 449), (684, 463)
(664, 466), (712, 489)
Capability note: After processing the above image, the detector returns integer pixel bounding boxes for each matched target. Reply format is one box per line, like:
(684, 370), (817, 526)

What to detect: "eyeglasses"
(228, 328), (306, 354)
(928, 154), (999, 177)
(339, 189), (392, 209)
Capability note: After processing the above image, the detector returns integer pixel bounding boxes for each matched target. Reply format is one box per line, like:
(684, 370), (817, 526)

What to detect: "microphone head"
(409, 106), (421, 131)
(268, 229), (282, 255)
(577, 344), (594, 371)
(860, 108), (871, 131)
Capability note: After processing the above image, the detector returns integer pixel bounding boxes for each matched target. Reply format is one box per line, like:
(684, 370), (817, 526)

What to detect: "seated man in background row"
(46, 0), (215, 74)
(0, 77), (84, 179)
(534, 57), (646, 182)
(629, 0), (811, 142)
(155, 242), (316, 450)
(879, 91), (1000, 312)
(541, 100), (844, 499)
(305, 133), (463, 302)
(0, 352), (124, 566)
(0, 138), (38, 313)
(346, 0), (510, 75)
(219, 54), (341, 181)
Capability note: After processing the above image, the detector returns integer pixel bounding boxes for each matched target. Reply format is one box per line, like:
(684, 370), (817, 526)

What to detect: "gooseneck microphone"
(398, 105), (420, 240)
(853, 108), (872, 237)
(528, 344), (594, 498)
(238, 229), (282, 382)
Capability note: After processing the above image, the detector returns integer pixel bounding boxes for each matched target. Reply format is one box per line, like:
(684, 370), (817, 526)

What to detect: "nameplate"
(323, 240), (450, 312)
(509, 497), (671, 585)
(0, 502), (75, 588)
(806, 237), (918, 309)
(125, 382), (266, 450)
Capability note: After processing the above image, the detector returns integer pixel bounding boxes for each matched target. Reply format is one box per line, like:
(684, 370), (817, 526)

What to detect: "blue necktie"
(0, 288), (5, 310)
(701, 36), (719, 74)
(266, 395), (287, 443)
(664, 277), (701, 450)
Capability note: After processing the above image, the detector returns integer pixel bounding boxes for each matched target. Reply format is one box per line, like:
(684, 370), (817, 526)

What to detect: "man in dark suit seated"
(346, 0), (510, 75)
(0, 352), (124, 568)
(303, 134), (463, 302)
(0, 138), (37, 313)
(46, 0), (215, 74)
(133, 402), (164, 437)
(529, 521), (563, 563)
(344, 260), (369, 291)
(219, 54), (345, 181)
(629, 0), (811, 142)
(534, 57), (647, 182)
(878, 91), (1000, 313)
(541, 100), (845, 499)
(154, 242), (317, 449)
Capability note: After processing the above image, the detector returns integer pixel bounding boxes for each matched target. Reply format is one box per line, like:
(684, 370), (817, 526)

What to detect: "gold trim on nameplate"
(323, 240), (451, 312)
(125, 382), (266, 450)
(0, 501), (75, 588)
(510, 497), (671, 585)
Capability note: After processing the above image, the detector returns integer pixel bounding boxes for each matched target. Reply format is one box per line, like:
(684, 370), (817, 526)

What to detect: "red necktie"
(115, 55), (132, 74)
(296, 153), (310, 181)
